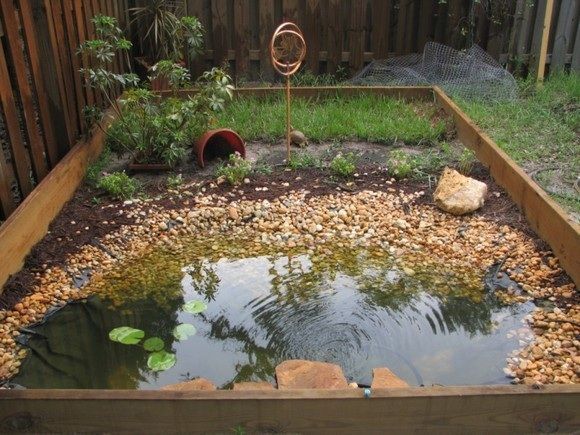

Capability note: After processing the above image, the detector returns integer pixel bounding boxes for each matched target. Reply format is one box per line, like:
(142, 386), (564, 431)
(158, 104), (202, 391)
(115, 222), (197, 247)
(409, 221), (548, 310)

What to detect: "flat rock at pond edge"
(275, 359), (349, 389)
(371, 367), (409, 389)
(434, 167), (488, 215)
(232, 381), (275, 391)
(160, 378), (216, 391)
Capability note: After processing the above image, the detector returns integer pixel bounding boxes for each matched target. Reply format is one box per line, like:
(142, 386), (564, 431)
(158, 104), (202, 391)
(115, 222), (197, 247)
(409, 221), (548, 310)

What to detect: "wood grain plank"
(233, 0), (250, 78)
(551, 0), (578, 71)
(0, 1), (48, 180)
(282, 0), (301, 22)
(211, 0), (229, 66)
(73, 0), (95, 108)
(371, 0), (391, 59)
(82, 0), (103, 108)
(0, 41), (33, 196)
(434, 87), (580, 287)
(572, 16), (580, 71)
(61, 0), (87, 132)
(534, 0), (555, 80)
(416, 0), (434, 51)
(327, 0), (342, 74)
(304, 0), (321, 73)
(45, 0), (79, 142)
(0, 109), (18, 216)
(0, 385), (577, 433)
(19, 0), (60, 168)
(348, 0), (365, 73)
(259, 0), (275, 80)
(395, 0), (407, 53)
(516, 0), (536, 56)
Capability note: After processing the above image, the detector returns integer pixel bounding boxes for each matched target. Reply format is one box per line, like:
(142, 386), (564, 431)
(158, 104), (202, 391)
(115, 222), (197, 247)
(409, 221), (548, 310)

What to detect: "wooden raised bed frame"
(0, 87), (578, 433)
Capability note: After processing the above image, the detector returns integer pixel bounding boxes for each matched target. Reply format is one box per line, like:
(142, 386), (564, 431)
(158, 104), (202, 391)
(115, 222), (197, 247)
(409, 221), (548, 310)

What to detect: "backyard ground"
(0, 94), (577, 389)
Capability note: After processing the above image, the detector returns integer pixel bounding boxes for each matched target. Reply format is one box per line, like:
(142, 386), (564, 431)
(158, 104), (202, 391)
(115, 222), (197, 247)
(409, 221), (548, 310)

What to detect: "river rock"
(160, 378), (216, 391)
(232, 381), (275, 391)
(433, 167), (487, 215)
(275, 359), (348, 389)
(371, 367), (409, 388)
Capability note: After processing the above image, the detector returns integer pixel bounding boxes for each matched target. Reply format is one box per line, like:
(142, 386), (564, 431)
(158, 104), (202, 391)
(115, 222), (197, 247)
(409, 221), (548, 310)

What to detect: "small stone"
(275, 359), (348, 389)
(403, 267), (415, 276)
(228, 207), (239, 220)
(371, 367), (409, 389)
(160, 378), (216, 391)
(158, 222), (168, 231)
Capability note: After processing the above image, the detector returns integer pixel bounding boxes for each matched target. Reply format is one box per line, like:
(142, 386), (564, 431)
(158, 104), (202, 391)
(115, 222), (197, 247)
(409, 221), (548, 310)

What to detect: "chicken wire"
(351, 42), (518, 101)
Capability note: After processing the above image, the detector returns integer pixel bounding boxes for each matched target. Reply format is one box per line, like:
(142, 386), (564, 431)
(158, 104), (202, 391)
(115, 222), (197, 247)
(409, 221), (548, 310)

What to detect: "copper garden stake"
(270, 23), (306, 162)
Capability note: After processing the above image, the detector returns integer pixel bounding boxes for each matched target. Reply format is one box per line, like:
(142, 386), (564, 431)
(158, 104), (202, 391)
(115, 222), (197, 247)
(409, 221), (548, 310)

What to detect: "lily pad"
(109, 327), (144, 345)
(147, 350), (176, 372)
(183, 300), (208, 314)
(173, 323), (196, 341)
(143, 337), (164, 352)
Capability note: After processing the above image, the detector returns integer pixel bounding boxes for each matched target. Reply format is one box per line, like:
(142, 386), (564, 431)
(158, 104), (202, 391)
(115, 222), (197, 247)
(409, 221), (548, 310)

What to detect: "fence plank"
(73, 0), (95, 108)
(259, 0), (275, 80)
(211, 0), (228, 66)
(0, 45), (33, 197)
(282, 0), (301, 23)
(349, 0), (366, 73)
(327, 0), (343, 74)
(572, 18), (580, 71)
(0, 104), (18, 216)
(19, 0), (60, 168)
(551, 0), (578, 72)
(371, 0), (390, 59)
(82, 0), (103, 108)
(533, 0), (555, 80)
(304, 0), (321, 73)
(0, 1), (48, 181)
(416, 0), (434, 52)
(45, 0), (79, 142)
(233, 0), (250, 78)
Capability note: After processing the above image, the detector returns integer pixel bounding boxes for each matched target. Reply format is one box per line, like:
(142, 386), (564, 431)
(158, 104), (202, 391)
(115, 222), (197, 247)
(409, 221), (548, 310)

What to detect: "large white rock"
(434, 167), (488, 215)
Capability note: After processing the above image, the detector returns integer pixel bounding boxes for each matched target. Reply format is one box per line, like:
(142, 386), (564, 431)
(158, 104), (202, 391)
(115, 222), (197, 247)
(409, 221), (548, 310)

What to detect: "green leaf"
(147, 351), (176, 372)
(109, 326), (144, 345)
(183, 300), (208, 314)
(143, 337), (164, 352)
(173, 323), (197, 341)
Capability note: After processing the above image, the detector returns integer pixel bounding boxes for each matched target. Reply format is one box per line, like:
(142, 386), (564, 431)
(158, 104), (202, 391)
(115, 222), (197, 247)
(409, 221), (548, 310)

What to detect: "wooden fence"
(0, 0), (129, 221)
(177, 0), (580, 79)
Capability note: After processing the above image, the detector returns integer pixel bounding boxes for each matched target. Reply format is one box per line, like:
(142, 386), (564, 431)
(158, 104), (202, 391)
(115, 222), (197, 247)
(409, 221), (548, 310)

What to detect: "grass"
(458, 72), (579, 214)
(216, 95), (447, 144)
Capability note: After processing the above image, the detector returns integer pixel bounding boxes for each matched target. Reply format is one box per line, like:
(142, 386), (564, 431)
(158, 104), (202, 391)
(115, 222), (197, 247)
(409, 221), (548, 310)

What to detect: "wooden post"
(534, 0), (554, 82)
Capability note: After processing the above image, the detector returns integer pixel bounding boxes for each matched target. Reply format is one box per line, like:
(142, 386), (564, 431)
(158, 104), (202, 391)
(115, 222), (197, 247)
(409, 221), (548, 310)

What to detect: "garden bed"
(0, 87), (577, 432)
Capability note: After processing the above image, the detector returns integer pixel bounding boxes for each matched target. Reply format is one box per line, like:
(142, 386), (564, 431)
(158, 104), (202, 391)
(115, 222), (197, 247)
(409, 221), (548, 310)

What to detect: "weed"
(166, 173), (184, 189)
(86, 147), (112, 186)
(387, 149), (415, 179)
(253, 160), (273, 175)
(215, 153), (252, 185)
(457, 148), (476, 175)
(97, 172), (140, 200)
(330, 152), (357, 178)
(288, 151), (321, 170)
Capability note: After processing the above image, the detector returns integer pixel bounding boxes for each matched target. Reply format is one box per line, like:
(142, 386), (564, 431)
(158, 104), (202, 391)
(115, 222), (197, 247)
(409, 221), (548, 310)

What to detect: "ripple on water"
(14, 241), (535, 389)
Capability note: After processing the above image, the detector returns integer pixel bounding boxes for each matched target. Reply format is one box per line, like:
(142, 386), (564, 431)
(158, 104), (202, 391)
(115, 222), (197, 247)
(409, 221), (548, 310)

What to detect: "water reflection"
(14, 244), (534, 389)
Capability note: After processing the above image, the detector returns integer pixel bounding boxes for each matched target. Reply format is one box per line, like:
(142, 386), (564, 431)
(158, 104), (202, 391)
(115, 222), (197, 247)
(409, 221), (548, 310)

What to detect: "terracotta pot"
(194, 129), (246, 168)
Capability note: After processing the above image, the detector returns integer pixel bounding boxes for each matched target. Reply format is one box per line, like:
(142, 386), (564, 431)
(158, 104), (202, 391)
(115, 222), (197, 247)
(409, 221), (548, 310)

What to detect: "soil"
(0, 147), (559, 312)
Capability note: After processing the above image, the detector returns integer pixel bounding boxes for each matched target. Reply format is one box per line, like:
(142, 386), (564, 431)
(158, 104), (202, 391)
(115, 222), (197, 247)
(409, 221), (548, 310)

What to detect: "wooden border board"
(0, 385), (578, 433)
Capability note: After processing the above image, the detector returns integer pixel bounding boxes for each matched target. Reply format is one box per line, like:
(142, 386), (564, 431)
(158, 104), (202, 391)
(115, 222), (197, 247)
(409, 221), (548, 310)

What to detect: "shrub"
(288, 152), (321, 170)
(97, 172), (139, 200)
(330, 152), (357, 178)
(215, 153), (252, 185)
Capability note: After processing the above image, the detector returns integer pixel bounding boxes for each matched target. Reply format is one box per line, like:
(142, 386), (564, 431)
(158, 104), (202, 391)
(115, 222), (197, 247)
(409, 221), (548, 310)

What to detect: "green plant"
(129, 0), (204, 63)
(457, 148), (476, 175)
(97, 172), (139, 200)
(79, 16), (233, 168)
(253, 161), (273, 175)
(387, 150), (416, 179)
(216, 153), (252, 185)
(288, 151), (321, 169)
(86, 146), (112, 185)
(167, 173), (184, 189)
(330, 152), (357, 178)
(108, 299), (206, 372)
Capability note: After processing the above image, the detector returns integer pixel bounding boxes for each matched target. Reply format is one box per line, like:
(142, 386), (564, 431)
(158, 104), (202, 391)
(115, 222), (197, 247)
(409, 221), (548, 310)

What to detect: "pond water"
(14, 241), (534, 389)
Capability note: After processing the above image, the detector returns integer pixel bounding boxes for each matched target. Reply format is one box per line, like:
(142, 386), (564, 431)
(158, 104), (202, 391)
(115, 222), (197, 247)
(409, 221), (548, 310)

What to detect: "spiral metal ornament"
(270, 23), (306, 161)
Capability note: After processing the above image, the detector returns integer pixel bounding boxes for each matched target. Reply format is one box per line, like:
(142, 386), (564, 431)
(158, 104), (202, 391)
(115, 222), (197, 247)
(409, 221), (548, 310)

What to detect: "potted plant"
(129, 0), (204, 90)
(79, 15), (233, 171)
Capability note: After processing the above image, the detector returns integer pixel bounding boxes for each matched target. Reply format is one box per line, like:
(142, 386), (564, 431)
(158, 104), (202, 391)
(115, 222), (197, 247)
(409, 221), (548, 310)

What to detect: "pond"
(13, 239), (534, 389)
